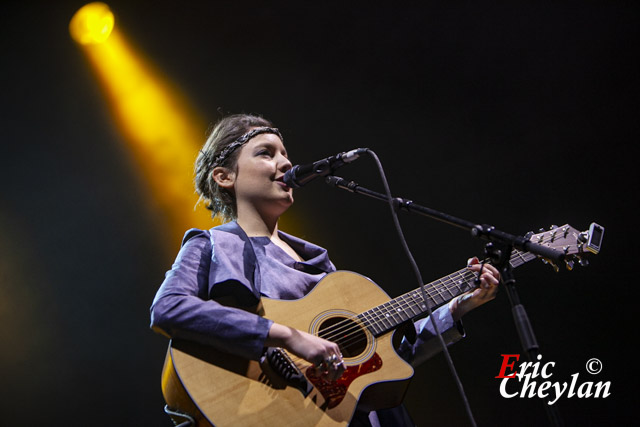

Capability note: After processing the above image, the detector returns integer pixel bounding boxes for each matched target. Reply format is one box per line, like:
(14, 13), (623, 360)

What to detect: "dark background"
(1, 1), (637, 426)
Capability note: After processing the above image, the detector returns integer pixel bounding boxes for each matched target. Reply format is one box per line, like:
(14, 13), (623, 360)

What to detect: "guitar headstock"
(525, 222), (604, 271)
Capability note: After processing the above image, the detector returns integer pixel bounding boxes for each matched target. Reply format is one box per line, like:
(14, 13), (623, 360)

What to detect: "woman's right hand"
(267, 323), (345, 380)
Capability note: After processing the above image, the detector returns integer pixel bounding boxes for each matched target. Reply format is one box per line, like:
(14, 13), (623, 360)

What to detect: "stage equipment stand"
(326, 175), (564, 427)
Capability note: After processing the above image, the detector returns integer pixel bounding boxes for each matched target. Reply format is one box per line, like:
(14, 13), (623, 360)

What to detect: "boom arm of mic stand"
(325, 175), (565, 263)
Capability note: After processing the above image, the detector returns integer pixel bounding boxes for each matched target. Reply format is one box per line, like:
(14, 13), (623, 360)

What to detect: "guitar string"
(286, 234), (571, 370)
(320, 256), (517, 352)
(284, 267), (480, 369)
(329, 229), (570, 356)
(329, 245), (560, 351)
(290, 246), (552, 370)
(320, 250), (522, 343)
(317, 268), (478, 350)
(285, 267), (487, 370)
(286, 258), (509, 368)
(290, 248), (538, 365)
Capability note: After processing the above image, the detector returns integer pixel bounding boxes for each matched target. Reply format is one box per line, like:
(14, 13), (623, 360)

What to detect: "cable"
(364, 149), (477, 427)
(164, 405), (195, 427)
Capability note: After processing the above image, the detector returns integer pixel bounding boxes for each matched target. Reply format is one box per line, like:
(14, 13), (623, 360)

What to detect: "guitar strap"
(400, 320), (417, 345)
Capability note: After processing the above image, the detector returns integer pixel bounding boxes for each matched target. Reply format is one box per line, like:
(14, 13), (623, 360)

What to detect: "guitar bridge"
(260, 347), (313, 397)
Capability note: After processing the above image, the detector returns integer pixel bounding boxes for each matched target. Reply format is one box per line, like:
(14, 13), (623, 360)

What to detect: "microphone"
(283, 148), (368, 188)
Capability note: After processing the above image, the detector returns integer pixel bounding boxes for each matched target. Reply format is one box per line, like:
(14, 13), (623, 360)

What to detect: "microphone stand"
(326, 175), (564, 426)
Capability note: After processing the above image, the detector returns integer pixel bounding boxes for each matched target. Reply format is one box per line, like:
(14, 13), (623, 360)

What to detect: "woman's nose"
(279, 156), (292, 172)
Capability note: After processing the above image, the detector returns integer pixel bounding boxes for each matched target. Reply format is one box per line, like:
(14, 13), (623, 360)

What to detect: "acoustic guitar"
(160, 223), (603, 426)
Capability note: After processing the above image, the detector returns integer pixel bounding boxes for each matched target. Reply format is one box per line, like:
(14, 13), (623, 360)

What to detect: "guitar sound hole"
(317, 316), (367, 358)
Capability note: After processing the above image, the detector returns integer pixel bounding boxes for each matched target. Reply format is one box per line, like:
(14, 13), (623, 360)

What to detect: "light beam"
(70, 3), (217, 246)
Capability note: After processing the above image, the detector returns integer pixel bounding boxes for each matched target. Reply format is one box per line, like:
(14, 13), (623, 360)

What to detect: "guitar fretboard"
(357, 249), (535, 336)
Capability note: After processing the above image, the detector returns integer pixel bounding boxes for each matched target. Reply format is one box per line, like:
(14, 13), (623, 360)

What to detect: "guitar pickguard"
(305, 353), (383, 409)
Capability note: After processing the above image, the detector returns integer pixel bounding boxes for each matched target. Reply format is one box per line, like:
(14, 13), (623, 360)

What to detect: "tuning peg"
(565, 259), (574, 271)
(578, 257), (589, 267)
(578, 231), (589, 243)
(540, 258), (560, 272)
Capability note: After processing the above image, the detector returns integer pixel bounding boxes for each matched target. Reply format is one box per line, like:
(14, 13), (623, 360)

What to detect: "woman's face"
(230, 132), (294, 218)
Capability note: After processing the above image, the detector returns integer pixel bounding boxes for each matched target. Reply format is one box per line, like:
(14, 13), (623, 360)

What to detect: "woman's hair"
(195, 114), (275, 221)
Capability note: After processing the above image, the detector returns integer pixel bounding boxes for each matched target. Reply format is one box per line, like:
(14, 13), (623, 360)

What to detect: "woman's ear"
(212, 166), (235, 190)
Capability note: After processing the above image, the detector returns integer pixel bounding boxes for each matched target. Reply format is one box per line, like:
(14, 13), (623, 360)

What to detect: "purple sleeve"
(149, 230), (273, 361)
(396, 305), (465, 367)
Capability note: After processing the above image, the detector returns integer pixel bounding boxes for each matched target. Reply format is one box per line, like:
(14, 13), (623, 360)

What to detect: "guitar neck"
(357, 249), (535, 336)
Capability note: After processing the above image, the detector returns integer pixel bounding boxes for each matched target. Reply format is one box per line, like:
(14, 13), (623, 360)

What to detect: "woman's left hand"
(449, 256), (501, 321)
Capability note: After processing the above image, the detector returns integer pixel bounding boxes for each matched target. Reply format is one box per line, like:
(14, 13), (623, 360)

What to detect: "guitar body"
(162, 271), (415, 426)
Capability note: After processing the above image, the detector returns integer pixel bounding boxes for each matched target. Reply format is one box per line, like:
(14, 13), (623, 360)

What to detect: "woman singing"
(150, 114), (500, 426)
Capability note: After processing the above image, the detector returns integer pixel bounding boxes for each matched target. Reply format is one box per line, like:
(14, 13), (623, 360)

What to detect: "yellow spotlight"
(70, 3), (215, 246)
(70, 4), (304, 245)
(69, 2), (115, 45)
